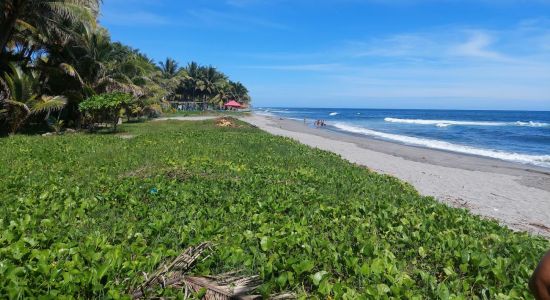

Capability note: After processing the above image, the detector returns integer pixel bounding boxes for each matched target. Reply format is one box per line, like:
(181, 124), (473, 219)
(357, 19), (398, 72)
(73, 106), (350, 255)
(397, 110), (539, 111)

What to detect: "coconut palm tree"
(3, 64), (66, 133)
(159, 58), (180, 79)
(0, 0), (99, 58)
(177, 62), (202, 102)
(54, 28), (145, 98)
(199, 66), (227, 105)
(228, 81), (250, 104)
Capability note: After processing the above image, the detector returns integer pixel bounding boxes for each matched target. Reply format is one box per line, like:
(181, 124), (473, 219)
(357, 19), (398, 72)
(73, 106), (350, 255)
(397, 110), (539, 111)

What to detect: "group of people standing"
(302, 118), (327, 127)
(314, 119), (326, 127)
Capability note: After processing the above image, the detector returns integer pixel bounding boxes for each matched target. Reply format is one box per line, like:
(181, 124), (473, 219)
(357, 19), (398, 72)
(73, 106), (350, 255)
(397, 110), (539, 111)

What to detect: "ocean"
(254, 108), (550, 168)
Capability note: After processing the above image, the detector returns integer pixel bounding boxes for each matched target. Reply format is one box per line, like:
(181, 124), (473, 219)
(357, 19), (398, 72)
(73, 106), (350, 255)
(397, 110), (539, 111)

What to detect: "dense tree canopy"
(0, 1), (251, 135)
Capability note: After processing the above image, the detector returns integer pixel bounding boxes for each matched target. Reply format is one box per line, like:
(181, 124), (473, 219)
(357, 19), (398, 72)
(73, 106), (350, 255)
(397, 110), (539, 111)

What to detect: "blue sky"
(100, 0), (550, 110)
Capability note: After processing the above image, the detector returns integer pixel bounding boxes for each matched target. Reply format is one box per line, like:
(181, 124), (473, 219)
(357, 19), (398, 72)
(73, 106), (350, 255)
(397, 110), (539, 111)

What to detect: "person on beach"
(530, 250), (550, 299)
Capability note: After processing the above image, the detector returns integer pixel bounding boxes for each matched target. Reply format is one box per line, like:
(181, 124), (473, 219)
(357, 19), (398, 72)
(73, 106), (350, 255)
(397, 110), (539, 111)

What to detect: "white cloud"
(450, 31), (508, 60)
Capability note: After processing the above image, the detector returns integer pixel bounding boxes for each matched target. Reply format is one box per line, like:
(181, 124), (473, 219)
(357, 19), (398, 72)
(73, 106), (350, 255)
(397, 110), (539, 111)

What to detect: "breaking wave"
(384, 118), (549, 128)
(333, 122), (550, 167)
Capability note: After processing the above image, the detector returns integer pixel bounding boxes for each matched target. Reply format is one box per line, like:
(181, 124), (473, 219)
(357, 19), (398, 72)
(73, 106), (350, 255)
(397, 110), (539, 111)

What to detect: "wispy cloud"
(244, 63), (343, 71)
(450, 31), (509, 60)
(186, 8), (289, 30)
(101, 10), (171, 26)
(100, 0), (172, 26)
(101, 5), (289, 30)
(340, 29), (519, 63)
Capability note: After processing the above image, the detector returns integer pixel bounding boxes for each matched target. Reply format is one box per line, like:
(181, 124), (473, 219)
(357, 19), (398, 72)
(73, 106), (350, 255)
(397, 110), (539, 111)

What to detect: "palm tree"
(199, 66), (227, 105)
(3, 64), (66, 133)
(0, 0), (99, 58)
(177, 62), (202, 102)
(228, 81), (250, 104)
(159, 58), (180, 79)
(58, 28), (145, 97)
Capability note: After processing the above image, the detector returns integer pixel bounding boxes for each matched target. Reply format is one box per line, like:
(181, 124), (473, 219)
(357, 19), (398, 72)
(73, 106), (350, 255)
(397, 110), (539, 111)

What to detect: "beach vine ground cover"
(0, 119), (548, 299)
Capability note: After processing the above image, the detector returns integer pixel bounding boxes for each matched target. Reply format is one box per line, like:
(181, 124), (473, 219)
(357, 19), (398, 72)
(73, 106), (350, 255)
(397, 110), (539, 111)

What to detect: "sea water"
(255, 108), (550, 168)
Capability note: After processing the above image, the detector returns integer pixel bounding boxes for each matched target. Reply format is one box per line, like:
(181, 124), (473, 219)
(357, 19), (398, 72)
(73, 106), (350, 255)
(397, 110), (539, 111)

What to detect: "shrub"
(79, 92), (133, 131)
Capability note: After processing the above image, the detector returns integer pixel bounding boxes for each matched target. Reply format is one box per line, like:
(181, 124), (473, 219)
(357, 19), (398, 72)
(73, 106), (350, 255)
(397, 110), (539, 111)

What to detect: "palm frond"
(59, 62), (77, 77)
(15, 19), (38, 33)
(45, 2), (96, 25)
(95, 77), (144, 97)
(131, 242), (296, 300)
(5, 99), (31, 114)
(31, 96), (67, 114)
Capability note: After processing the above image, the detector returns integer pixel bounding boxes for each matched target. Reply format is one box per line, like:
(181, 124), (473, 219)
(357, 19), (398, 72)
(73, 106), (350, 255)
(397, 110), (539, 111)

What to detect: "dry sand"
(241, 114), (550, 237)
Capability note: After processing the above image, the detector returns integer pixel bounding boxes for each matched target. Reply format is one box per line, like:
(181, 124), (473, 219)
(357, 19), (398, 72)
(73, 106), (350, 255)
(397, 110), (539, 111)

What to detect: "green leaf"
(360, 262), (369, 275)
(276, 272), (287, 287)
(292, 260), (314, 276)
(418, 247), (427, 258)
(437, 283), (450, 300)
(377, 283), (390, 295)
(443, 266), (454, 276)
(260, 236), (273, 251)
(311, 270), (328, 286)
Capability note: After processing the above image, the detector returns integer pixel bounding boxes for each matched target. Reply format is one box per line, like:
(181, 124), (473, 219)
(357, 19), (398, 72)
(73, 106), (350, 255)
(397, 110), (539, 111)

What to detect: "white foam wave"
(384, 117), (549, 128)
(333, 122), (550, 167)
(329, 112), (339, 116)
(269, 110), (295, 114)
(514, 121), (549, 127)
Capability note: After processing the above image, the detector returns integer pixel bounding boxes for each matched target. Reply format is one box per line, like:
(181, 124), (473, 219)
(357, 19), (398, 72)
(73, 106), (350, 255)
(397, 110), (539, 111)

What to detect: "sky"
(100, 0), (550, 110)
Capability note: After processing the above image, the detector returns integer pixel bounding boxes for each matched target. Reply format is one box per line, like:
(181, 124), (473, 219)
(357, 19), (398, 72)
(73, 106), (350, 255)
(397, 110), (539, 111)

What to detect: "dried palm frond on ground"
(132, 242), (295, 299)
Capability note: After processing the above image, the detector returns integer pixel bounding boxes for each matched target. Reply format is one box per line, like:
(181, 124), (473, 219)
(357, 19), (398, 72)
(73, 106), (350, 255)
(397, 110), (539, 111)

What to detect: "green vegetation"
(0, 1), (251, 135)
(79, 92), (133, 131)
(0, 120), (547, 298)
(161, 110), (251, 118)
(2, 63), (67, 134)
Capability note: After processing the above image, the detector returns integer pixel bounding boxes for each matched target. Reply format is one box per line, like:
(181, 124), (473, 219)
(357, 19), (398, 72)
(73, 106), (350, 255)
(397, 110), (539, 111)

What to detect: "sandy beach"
(241, 114), (550, 237)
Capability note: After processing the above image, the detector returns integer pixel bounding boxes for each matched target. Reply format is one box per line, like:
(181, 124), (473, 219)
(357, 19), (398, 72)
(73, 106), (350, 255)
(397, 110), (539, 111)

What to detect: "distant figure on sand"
(531, 250), (550, 299)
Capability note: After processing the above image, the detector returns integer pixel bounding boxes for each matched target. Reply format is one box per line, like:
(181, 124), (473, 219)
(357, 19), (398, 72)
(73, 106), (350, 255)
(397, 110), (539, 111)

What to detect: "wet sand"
(241, 114), (550, 237)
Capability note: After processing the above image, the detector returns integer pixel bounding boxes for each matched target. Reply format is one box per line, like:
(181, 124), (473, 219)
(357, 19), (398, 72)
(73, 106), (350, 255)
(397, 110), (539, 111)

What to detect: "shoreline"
(241, 114), (550, 237)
